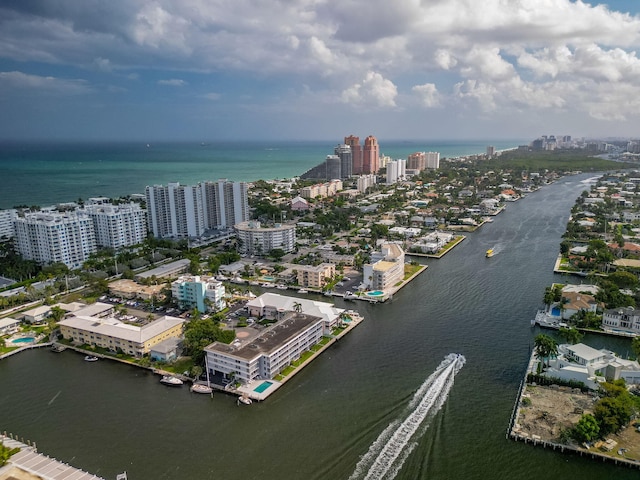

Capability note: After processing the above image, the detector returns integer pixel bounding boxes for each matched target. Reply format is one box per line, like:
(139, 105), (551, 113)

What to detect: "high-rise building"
(425, 152), (440, 169)
(0, 209), (17, 240)
(407, 152), (426, 171)
(334, 144), (353, 178)
(344, 135), (362, 175)
(325, 155), (341, 180)
(84, 203), (147, 250)
(362, 135), (379, 174)
(145, 183), (205, 238)
(386, 159), (407, 184)
(14, 211), (97, 269)
(201, 179), (250, 230)
(486, 146), (496, 157)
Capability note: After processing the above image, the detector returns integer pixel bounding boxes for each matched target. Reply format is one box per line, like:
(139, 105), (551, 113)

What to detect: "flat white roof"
(59, 315), (184, 344)
(246, 292), (343, 323)
(568, 343), (605, 361)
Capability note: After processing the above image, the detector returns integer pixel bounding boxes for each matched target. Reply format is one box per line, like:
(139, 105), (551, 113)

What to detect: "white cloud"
(341, 71), (398, 108)
(204, 92), (221, 100)
(0, 71), (90, 94)
(158, 78), (187, 86)
(412, 83), (441, 108)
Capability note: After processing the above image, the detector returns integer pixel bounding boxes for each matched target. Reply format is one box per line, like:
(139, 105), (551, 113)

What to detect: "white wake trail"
(349, 354), (465, 480)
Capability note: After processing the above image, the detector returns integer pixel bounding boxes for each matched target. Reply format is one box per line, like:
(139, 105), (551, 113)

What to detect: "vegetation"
(182, 315), (235, 363)
(0, 442), (20, 467)
(533, 334), (558, 368)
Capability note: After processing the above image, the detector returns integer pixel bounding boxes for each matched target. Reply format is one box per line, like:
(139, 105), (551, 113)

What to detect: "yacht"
(190, 383), (213, 394)
(84, 355), (99, 362)
(160, 375), (184, 387)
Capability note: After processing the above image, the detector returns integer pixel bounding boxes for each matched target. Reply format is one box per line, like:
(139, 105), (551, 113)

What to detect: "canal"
(1, 173), (638, 479)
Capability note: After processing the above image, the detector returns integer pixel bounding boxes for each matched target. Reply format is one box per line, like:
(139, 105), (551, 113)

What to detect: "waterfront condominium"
(83, 202), (147, 250)
(205, 293), (343, 383)
(146, 180), (249, 239)
(362, 242), (405, 291)
(234, 220), (296, 256)
(362, 135), (380, 174)
(13, 211), (97, 269)
(0, 209), (17, 240)
(425, 151), (440, 169)
(386, 159), (407, 184)
(171, 274), (226, 312)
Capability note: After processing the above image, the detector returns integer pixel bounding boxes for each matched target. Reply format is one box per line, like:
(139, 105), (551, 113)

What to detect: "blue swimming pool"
(261, 276), (275, 282)
(366, 290), (384, 297)
(253, 381), (273, 393)
(551, 307), (561, 316)
(12, 336), (35, 344)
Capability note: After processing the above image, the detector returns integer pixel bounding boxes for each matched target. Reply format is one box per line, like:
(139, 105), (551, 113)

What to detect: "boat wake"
(348, 354), (465, 480)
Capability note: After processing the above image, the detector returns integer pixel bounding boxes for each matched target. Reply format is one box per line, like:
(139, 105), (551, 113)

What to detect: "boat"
(190, 383), (213, 394)
(276, 284), (288, 290)
(486, 248), (494, 258)
(298, 289), (308, 294)
(344, 291), (356, 300)
(238, 395), (252, 405)
(84, 355), (99, 362)
(51, 344), (66, 353)
(160, 375), (184, 386)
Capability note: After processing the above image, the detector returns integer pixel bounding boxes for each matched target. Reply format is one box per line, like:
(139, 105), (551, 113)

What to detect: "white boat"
(84, 355), (99, 362)
(261, 283), (274, 288)
(51, 344), (66, 353)
(238, 395), (252, 405)
(276, 285), (288, 290)
(160, 375), (184, 386)
(298, 289), (308, 294)
(190, 383), (213, 394)
(344, 291), (356, 300)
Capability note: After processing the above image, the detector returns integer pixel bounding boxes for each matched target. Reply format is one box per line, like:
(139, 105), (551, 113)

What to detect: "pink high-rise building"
(362, 135), (379, 174)
(344, 135), (362, 175)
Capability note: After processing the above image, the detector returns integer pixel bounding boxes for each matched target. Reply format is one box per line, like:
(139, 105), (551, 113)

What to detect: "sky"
(1, 0), (640, 142)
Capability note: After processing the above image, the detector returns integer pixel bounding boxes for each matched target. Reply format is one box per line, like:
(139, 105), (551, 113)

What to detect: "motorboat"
(51, 344), (66, 353)
(238, 395), (252, 405)
(298, 289), (308, 294)
(84, 355), (99, 362)
(160, 375), (184, 386)
(276, 284), (288, 290)
(486, 249), (494, 258)
(190, 383), (213, 394)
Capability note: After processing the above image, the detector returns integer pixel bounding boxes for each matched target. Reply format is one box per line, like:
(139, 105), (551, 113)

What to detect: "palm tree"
(292, 302), (302, 313)
(534, 334), (558, 368)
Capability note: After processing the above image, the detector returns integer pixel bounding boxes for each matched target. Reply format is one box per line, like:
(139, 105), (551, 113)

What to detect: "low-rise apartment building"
(171, 275), (226, 312)
(295, 263), (335, 289)
(362, 242), (405, 291)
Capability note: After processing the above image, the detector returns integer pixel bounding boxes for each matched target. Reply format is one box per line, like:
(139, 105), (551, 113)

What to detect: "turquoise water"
(260, 276), (275, 282)
(11, 337), (35, 344)
(253, 381), (273, 393)
(366, 291), (384, 296)
(0, 140), (524, 209)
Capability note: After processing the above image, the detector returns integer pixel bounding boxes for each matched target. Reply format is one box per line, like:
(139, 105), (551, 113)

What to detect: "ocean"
(0, 139), (524, 209)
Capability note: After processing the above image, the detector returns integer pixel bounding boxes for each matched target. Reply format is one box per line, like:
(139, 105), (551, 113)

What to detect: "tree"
(632, 336), (640, 360)
(608, 271), (639, 290)
(269, 248), (285, 261)
(534, 334), (558, 368)
(558, 327), (583, 345)
(572, 414), (600, 443)
(183, 317), (236, 363)
(292, 302), (302, 313)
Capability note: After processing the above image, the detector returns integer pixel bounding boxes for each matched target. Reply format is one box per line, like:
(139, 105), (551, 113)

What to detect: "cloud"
(341, 71), (398, 108)
(412, 83), (441, 108)
(0, 71), (90, 94)
(2, 0), (640, 135)
(157, 78), (187, 86)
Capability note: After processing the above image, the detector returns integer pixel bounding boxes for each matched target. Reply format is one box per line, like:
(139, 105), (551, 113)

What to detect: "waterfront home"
(602, 306), (640, 335)
(150, 337), (181, 362)
(558, 291), (599, 320)
(542, 343), (640, 390)
(0, 317), (20, 335)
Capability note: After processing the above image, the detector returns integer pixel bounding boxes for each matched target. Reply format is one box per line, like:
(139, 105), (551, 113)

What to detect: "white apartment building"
(425, 152), (440, 169)
(386, 159), (407, 184)
(171, 275), (226, 312)
(357, 174), (377, 193)
(295, 263), (335, 289)
(363, 242), (405, 291)
(83, 203), (147, 249)
(234, 221), (296, 256)
(146, 180), (249, 239)
(204, 293), (344, 383)
(145, 182), (206, 238)
(300, 180), (343, 199)
(14, 211), (97, 269)
(0, 209), (17, 240)
(201, 179), (250, 229)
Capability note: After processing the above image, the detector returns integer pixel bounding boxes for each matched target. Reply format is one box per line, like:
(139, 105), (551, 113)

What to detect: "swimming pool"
(261, 276), (275, 282)
(253, 381), (273, 393)
(366, 290), (384, 297)
(12, 336), (35, 344)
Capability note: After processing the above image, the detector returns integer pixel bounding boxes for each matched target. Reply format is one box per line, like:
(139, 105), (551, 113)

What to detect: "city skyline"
(1, 1), (640, 141)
